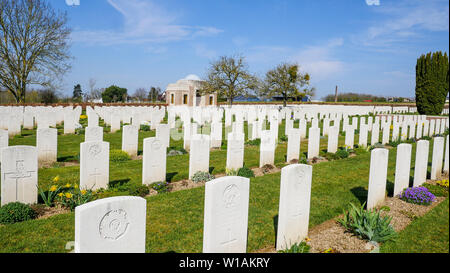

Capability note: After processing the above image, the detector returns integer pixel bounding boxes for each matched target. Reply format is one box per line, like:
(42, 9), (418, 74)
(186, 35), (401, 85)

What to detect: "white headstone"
(122, 125), (139, 157)
(202, 176), (250, 253)
(276, 164), (312, 251)
(287, 128), (301, 162)
(85, 126), (103, 143)
(37, 128), (58, 166)
(259, 130), (276, 167)
(430, 137), (444, 180)
(142, 137), (167, 185)
(226, 132), (245, 171)
(189, 134), (210, 179)
(307, 127), (320, 159)
(1, 146), (38, 206)
(367, 148), (389, 210)
(75, 196), (146, 253)
(80, 141), (110, 191)
(413, 140), (429, 187)
(393, 144), (412, 196)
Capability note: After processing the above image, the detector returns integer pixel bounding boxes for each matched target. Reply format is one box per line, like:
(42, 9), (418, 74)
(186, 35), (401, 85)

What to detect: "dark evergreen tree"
(415, 51), (449, 115)
(73, 84), (83, 101)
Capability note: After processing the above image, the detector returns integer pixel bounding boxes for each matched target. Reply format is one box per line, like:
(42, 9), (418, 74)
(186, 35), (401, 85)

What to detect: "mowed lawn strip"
(380, 197), (449, 253)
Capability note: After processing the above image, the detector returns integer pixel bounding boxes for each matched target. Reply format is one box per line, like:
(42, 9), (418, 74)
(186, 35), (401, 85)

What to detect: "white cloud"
(365, 0), (380, 6)
(292, 39), (346, 81)
(355, 0), (448, 47)
(71, 0), (222, 46)
(192, 43), (217, 59)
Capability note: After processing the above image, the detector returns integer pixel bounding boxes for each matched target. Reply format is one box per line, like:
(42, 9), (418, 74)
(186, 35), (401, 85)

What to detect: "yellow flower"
(80, 115), (87, 119)
(49, 185), (58, 192)
(304, 237), (311, 242)
(74, 184), (79, 189)
(65, 193), (73, 199)
(65, 183), (71, 188)
(81, 190), (87, 195)
(58, 193), (64, 197)
(53, 175), (60, 182)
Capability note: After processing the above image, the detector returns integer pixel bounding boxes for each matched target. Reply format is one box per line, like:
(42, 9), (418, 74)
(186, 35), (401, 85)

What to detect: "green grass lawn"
(380, 197), (449, 253)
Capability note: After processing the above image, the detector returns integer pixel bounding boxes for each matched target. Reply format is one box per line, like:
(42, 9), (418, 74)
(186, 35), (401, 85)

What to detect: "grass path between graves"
(1, 142), (445, 253)
(380, 197), (449, 253)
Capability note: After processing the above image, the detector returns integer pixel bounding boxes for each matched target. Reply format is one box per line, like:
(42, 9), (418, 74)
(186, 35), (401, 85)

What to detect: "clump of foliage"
(56, 184), (96, 211)
(279, 135), (288, 142)
(150, 182), (169, 194)
(75, 127), (85, 135)
(336, 149), (350, 159)
(110, 150), (131, 162)
(237, 166), (255, 178)
(436, 179), (449, 188)
(0, 202), (37, 224)
(398, 186), (436, 206)
(423, 183), (448, 197)
(337, 202), (397, 243)
(38, 182), (61, 207)
(278, 241), (310, 253)
(415, 51), (449, 115)
(225, 169), (239, 176)
(324, 152), (340, 161)
(128, 184), (150, 197)
(389, 139), (402, 147)
(102, 85), (128, 103)
(192, 171), (215, 183)
(245, 139), (261, 146)
(354, 146), (369, 155)
(140, 124), (151, 131)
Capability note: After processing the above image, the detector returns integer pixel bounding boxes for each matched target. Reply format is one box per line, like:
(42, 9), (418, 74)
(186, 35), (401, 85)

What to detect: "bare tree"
(200, 55), (259, 106)
(133, 87), (148, 102)
(0, 0), (71, 103)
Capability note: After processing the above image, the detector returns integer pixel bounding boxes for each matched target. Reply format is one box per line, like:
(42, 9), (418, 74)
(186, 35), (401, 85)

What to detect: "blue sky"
(54, 0), (449, 99)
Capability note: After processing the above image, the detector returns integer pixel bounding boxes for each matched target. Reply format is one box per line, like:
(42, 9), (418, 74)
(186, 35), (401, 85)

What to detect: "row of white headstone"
(367, 136), (449, 210)
(74, 163), (313, 253)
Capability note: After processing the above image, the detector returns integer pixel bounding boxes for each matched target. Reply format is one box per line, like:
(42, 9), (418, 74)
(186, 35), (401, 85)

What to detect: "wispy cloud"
(71, 0), (222, 46)
(292, 38), (346, 81)
(245, 38), (346, 82)
(355, 0), (448, 47)
(365, 0), (380, 6)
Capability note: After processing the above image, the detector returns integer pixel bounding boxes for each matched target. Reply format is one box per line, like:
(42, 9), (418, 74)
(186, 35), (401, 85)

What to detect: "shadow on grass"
(166, 172), (178, 182)
(350, 186), (368, 206)
(386, 179), (394, 197)
(273, 215), (278, 248)
(109, 179), (131, 188)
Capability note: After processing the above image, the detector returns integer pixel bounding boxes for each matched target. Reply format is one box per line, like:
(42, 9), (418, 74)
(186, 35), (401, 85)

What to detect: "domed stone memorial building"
(165, 75), (217, 107)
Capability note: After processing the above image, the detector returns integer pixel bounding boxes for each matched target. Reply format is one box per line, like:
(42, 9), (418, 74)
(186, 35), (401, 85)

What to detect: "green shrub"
(245, 139), (260, 146)
(423, 183), (448, 197)
(151, 181), (169, 194)
(336, 149), (349, 159)
(192, 171), (215, 183)
(278, 241), (310, 253)
(337, 202), (397, 243)
(226, 169), (239, 176)
(324, 152), (340, 161)
(415, 51), (449, 115)
(75, 127), (85, 135)
(0, 202), (37, 224)
(140, 124), (151, 131)
(279, 135), (288, 142)
(110, 150), (131, 162)
(128, 184), (150, 197)
(237, 166), (255, 178)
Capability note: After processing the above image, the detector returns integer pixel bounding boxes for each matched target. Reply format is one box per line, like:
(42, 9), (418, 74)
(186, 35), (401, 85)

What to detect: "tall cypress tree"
(415, 51), (449, 115)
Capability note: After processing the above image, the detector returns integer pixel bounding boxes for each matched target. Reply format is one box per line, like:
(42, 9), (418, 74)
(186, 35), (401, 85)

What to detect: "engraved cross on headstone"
(90, 168), (103, 187)
(4, 160), (34, 200)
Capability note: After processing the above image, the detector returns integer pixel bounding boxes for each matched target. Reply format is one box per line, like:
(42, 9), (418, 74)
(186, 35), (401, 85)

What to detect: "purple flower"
(398, 186), (436, 205)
